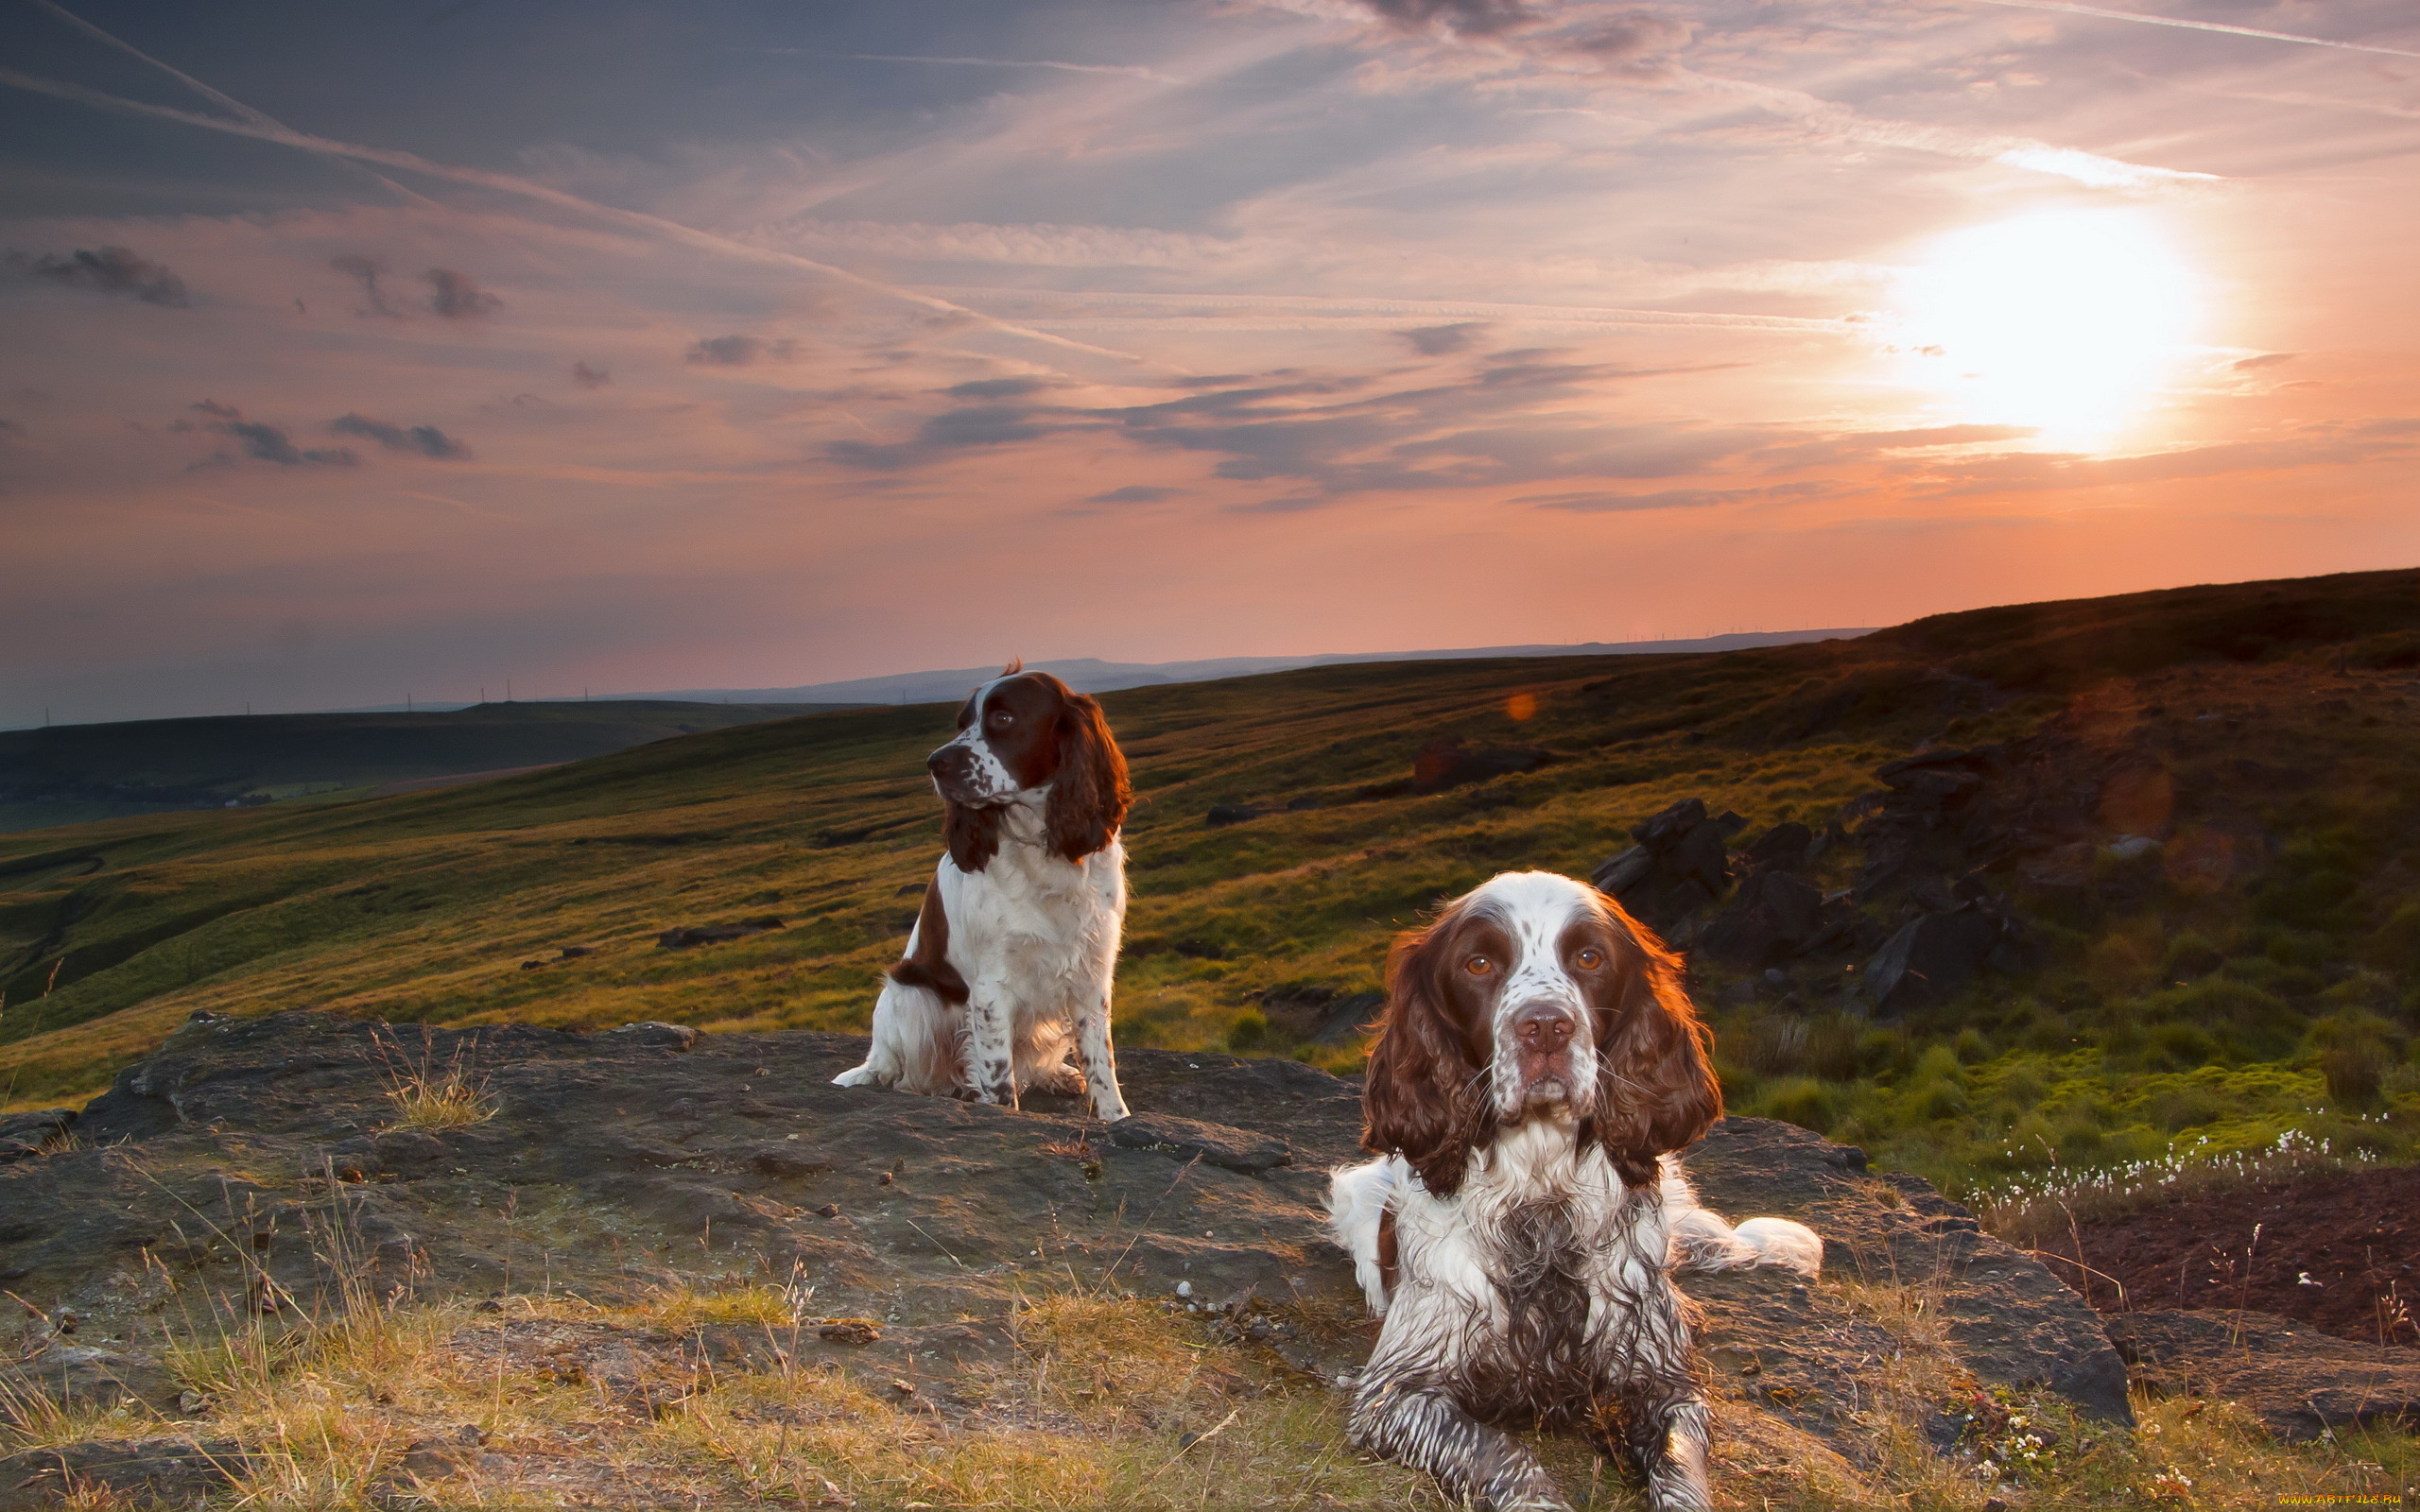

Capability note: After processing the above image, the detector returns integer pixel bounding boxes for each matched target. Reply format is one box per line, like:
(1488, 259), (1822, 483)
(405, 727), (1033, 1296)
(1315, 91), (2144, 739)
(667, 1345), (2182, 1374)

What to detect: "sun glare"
(1889, 209), (2203, 450)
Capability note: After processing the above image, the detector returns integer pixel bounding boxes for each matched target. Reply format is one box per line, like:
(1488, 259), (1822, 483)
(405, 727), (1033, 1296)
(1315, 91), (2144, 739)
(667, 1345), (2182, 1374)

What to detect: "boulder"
(0, 1437), (249, 1511)
(1865, 907), (2002, 1010)
(1699, 869), (1825, 968)
(0, 1109), (73, 1161)
(1686, 1120), (2133, 1431)
(8, 1340), (180, 1413)
(1591, 845), (1653, 894)
(1409, 737), (1552, 794)
(1254, 986), (1384, 1045)
(655, 917), (783, 949)
(1742, 821), (1813, 872)
(2107, 1309), (2420, 1441)
(1593, 797), (1735, 931)
(608, 1021), (698, 1051)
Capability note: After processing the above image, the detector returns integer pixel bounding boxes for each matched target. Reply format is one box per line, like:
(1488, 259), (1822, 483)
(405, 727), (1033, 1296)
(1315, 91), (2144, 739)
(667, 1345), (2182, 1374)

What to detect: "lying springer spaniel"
(1328, 870), (1821, 1512)
(832, 664), (1133, 1121)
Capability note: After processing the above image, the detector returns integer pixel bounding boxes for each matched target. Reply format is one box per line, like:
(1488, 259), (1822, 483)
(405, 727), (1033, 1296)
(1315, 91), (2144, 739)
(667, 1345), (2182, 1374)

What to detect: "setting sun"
(1891, 209), (2204, 450)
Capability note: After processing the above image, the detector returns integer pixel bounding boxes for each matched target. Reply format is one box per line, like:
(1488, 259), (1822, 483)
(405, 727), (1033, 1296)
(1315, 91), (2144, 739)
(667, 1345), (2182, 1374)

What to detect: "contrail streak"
(30, 0), (441, 207)
(942, 287), (1862, 333)
(0, 66), (1149, 366)
(1966, 0), (2420, 60)
(768, 49), (1181, 83)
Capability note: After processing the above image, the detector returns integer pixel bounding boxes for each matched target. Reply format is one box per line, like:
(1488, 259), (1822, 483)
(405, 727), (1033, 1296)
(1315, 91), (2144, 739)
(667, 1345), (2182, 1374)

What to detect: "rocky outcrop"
(0, 1438), (248, 1512)
(1863, 906), (2005, 1011)
(0, 1108), (73, 1161)
(1591, 798), (1742, 935)
(2108, 1310), (2420, 1441)
(1610, 726), (2184, 1009)
(1698, 868), (1826, 969)
(0, 1008), (2135, 1467)
(1685, 1121), (2132, 1429)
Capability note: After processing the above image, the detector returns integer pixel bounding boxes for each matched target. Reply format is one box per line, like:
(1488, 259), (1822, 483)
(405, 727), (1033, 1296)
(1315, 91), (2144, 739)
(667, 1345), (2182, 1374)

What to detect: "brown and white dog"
(1327, 870), (1820, 1512)
(832, 663), (1133, 1120)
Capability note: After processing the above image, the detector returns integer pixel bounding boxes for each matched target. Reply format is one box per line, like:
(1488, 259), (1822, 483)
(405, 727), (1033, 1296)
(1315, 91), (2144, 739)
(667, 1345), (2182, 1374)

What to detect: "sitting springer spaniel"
(1328, 870), (1821, 1512)
(832, 663), (1133, 1121)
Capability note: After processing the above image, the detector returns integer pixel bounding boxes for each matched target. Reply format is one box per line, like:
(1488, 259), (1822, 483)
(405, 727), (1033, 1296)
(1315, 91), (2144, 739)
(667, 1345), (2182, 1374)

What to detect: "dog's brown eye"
(1462, 955), (1494, 977)
(1574, 947), (1604, 971)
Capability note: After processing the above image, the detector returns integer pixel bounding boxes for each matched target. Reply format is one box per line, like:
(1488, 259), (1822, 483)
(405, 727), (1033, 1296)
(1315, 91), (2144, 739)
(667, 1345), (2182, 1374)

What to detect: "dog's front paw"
(1091, 1091), (1131, 1123)
(832, 1064), (883, 1088)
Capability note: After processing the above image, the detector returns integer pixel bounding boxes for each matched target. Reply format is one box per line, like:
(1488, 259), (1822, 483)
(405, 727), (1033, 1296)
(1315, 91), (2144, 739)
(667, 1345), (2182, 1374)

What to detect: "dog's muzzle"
(927, 738), (1007, 805)
(1511, 1000), (1582, 1106)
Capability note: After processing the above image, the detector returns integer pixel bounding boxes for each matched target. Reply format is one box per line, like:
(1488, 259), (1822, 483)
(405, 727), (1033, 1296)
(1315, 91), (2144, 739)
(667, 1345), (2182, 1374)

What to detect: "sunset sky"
(3, 0), (2415, 727)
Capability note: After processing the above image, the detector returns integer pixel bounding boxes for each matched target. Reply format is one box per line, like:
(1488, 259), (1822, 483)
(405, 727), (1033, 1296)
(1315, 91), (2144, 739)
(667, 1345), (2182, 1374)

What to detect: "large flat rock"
(2108, 1309), (2420, 1441)
(2, 1009), (2127, 1458)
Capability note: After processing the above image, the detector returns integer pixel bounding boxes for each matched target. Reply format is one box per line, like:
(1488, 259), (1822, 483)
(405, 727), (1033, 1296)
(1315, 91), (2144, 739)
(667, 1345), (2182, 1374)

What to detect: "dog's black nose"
(1512, 1004), (1577, 1052)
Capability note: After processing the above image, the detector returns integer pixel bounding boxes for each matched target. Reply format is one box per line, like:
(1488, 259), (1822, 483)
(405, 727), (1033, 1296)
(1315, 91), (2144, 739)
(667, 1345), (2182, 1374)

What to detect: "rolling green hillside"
(0, 699), (851, 833)
(5, 566), (2419, 1198)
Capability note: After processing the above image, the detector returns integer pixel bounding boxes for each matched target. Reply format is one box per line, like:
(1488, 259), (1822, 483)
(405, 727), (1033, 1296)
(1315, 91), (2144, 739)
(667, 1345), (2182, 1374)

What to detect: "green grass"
(0, 698), (854, 833)
(7, 566), (2420, 1211)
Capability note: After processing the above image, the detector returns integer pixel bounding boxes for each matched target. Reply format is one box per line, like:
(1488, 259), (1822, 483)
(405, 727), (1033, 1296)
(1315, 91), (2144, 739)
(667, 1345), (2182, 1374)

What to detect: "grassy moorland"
(0, 699), (844, 833)
(6, 567), (2420, 1208)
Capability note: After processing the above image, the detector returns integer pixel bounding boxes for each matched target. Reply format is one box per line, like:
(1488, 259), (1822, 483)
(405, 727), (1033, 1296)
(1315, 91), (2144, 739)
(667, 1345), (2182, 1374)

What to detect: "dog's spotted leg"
(1620, 1383), (1713, 1512)
(961, 991), (1018, 1108)
(1350, 1379), (1571, 1512)
(1073, 989), (1127, 1122)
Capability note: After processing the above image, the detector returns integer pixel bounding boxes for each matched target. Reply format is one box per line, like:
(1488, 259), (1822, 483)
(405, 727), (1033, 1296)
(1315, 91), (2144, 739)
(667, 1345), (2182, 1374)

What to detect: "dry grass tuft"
(619, 1270), (815, 1331)
(0, 1369), (164, 1456)
(372, 1025), (496, 1130)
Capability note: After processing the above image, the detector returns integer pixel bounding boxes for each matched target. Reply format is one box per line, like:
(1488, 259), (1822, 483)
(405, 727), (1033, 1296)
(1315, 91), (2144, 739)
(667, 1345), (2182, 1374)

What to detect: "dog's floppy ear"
(1585, 896), (1721, 1188)
(1046, 692), (1131, 862)
(943, 800), (1002, 873)
(1362, 913), (1495, 1197)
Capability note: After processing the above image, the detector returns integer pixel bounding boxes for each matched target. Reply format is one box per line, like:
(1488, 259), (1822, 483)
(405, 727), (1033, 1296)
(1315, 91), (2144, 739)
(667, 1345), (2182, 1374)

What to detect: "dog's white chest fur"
(942, 813), (1124, 994)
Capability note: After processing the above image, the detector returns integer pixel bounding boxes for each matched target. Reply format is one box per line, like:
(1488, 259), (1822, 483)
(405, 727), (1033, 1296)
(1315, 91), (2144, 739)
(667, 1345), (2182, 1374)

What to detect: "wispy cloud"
(7, 245), (189, 305)
(1400, 321), (1489, 355)
(27, 0), (441, 205)
(686, 335), (797, 366)
(185, 402), (357, 468)
(767, 48), (1181, 83)
(1523, 480), (1838, 511)
(424, 267), (500, 318)
(330, 413), (472, 458)
(0, 64), (1151, 367)
(1962, 0), (2420, 61)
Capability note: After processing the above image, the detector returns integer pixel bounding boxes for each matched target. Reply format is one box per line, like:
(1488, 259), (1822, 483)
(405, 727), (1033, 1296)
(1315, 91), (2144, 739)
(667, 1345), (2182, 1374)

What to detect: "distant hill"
(0, 700), (857, 833)
(614, 628), (1874, 706)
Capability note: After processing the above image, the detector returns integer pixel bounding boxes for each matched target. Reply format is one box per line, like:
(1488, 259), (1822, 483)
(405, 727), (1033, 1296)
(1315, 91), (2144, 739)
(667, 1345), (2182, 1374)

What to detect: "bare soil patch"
(2032, 1165), (2420, 1348)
